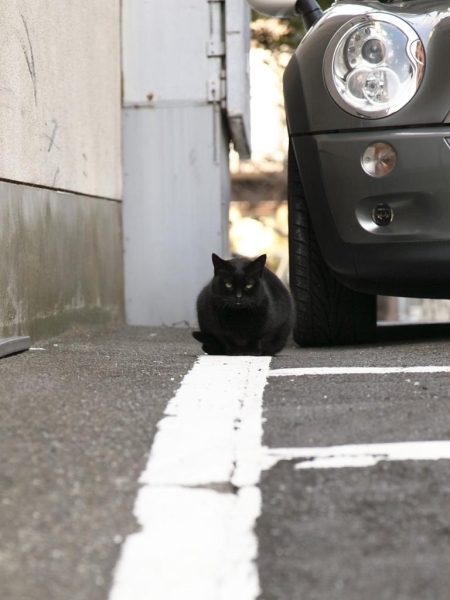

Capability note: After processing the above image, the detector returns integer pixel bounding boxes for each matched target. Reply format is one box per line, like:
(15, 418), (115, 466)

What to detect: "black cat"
(192, 253), (294, 356)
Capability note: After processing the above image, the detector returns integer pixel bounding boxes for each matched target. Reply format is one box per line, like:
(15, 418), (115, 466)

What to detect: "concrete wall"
(0, 184), (123, 339)
(0, 1), (122, 198)
(0, 1), (124, 339)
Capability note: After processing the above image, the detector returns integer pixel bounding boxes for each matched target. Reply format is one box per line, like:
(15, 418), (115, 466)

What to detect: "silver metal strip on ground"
(0, 336), (31, 359)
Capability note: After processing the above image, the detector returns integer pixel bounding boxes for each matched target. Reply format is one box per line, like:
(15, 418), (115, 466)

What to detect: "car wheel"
(288, 142), (377, 347)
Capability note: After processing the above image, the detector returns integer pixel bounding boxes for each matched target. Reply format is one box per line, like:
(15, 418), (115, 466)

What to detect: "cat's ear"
(247, 254), (266, 277)
(212, 253), (229, 273)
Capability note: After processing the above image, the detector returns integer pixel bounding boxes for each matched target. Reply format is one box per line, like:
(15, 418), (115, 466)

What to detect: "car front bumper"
(292, 127), (450, 298)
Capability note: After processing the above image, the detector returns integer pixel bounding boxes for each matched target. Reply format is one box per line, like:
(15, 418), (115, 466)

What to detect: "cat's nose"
(235, 291), (242, 299)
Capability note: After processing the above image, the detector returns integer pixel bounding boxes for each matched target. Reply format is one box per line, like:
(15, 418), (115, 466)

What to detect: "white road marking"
(109, 355), (271, 600)
(269, 366), (450, 377)
(262, 441), (450, 470)
(109, 357), (450, 600)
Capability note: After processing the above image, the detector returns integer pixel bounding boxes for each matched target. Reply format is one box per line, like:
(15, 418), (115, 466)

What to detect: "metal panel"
(123, 104), (229, 326)
(122, 0), (211, 104)
(225, 0), (252, 158)
(0, 1), (122, 199)
(122, 0), (233, 326)
(0, 337), (31, 359)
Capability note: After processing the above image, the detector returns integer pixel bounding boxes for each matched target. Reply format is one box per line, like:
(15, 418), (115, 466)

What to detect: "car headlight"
(323, 13), (425, 119)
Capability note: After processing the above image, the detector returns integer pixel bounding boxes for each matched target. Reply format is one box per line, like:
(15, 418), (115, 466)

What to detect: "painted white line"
(262, 441), (450, 470)
(140, 356), (270, 487)
(109, 357), (450, 599)
(109, 355), (271, 600)
(269, 365), (450, 377)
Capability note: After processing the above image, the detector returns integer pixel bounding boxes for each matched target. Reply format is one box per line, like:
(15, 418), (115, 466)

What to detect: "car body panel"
(316, 128), (450, 244)
(285, 0), (450, 297)
(285, 4), (450, 134)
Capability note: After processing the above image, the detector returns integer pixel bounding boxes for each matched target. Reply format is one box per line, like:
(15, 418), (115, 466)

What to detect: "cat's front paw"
(225, 345), (262, 356)
(192, 331), (226, 355)
(192, 331), (205, 343)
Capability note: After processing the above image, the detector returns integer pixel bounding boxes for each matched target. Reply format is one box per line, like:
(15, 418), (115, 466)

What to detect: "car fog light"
(361, 142), (397, 177)
(372, 204), (394, 226)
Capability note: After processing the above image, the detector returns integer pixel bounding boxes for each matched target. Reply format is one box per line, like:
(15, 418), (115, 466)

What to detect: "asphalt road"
(261, 331), (450, 600)
(2, 324), (450, 599)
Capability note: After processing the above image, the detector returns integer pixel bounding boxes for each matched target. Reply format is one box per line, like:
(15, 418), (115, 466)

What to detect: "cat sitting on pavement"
(192, 253), (294, 356)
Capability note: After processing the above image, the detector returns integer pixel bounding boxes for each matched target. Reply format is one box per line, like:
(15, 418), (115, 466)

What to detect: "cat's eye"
(245, 282), (254, 290)
(225, 282), (233, 289)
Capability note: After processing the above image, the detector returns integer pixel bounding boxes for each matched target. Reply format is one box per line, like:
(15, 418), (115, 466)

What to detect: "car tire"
(288, 142), (377, 347)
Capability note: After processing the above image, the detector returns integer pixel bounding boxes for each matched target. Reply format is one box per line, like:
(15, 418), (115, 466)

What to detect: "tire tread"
(288, 142), (376, 347)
